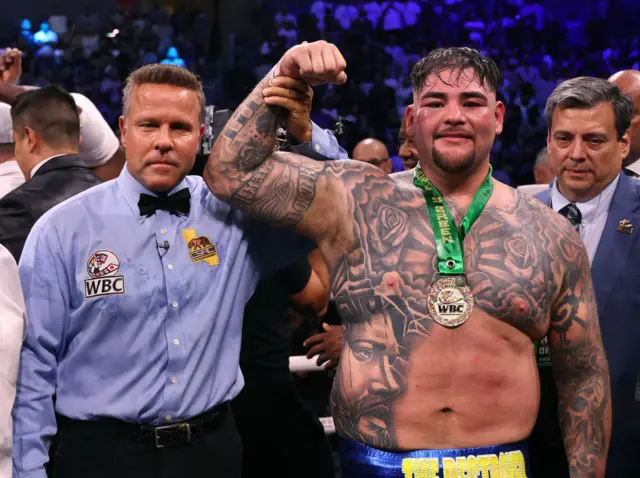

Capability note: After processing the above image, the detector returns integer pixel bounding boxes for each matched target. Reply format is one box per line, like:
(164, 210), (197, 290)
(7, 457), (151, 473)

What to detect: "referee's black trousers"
(50, 406), (242, 478)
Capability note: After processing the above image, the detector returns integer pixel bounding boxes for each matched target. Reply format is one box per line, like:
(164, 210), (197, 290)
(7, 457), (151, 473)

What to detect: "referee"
(12, 64), (312, 478)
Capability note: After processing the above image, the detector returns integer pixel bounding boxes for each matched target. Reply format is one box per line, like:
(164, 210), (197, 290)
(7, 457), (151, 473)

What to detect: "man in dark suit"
(0, 85), (102, 261)
(531, 76), (640, 477)
(609, 70), (640, 178)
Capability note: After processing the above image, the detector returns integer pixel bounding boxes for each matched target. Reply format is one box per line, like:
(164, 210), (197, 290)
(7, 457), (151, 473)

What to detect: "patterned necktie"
(558, 203), (582, 232)
(138, 189), (191, 217)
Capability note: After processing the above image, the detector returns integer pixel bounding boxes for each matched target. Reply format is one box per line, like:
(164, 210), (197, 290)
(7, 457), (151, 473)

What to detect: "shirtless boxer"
(205, 42), (611, 477)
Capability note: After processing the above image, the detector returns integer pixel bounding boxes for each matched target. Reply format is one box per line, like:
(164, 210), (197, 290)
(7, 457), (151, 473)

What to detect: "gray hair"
(545, 76), (632, 140)
(122, 64), (206, 124)
(534, 147), (548, 169)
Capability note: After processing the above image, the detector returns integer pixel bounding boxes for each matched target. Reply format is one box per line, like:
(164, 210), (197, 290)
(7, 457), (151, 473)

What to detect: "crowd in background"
(250, 0), (639, 185)
(2, 4), (212, 128)
(3, 0), (640, 184)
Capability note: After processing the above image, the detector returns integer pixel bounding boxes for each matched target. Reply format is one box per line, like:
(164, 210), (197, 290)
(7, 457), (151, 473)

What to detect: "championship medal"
(414, 166), (494, 328)
(428, 274), (474, 328)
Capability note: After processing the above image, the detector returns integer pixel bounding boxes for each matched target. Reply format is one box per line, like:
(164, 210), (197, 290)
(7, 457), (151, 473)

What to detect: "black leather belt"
(57, 402), (229, 449)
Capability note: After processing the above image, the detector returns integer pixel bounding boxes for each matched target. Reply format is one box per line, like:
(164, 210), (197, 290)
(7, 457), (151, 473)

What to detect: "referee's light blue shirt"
(12, 166), (311, 478)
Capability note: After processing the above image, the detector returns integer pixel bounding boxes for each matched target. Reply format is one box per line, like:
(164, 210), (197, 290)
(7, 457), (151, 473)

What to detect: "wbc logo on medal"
(428, 276), (474, 328)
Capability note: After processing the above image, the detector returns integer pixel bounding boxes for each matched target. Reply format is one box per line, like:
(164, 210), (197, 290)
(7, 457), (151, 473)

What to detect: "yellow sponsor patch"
(182, 229), (219, 266)
(401, 450), (528, 478)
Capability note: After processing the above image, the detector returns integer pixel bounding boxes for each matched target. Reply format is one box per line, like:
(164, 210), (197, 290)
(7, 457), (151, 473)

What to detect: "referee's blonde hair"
(122, 64), (206, 124)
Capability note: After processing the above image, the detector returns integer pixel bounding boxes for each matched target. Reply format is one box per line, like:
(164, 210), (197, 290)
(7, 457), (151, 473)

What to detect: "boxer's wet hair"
(410, 47), (503, 96)
(122, 64), (206, 123)
(546, 77), (633, 140)
(11, 85), (80, 148)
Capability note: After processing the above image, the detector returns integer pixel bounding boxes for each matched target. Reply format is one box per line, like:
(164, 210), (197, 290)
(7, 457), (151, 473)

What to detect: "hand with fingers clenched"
(263, 76), (314, 143)
(303, 323), (343, 370)
(277, 40), (347, 87)
(0, 48), (23, 85)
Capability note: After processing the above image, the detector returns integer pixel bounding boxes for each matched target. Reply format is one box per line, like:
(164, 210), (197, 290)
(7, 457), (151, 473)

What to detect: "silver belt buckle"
(154, 422), (191, 448)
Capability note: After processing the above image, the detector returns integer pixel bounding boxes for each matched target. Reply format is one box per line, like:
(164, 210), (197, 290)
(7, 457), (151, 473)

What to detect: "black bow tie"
(558, 203), (582, 231)
(138, 189), (191, 217)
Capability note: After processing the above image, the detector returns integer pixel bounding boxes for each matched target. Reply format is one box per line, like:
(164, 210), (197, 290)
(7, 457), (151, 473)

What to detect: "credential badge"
(182, 229), (219, 266)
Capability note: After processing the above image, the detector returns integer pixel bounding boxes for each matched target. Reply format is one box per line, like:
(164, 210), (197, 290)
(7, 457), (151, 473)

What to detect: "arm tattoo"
(205, 66), (346, 236)
(207, 69), (279, 184)
(229, 152), (325, 226)
(549, 223), (610, 477)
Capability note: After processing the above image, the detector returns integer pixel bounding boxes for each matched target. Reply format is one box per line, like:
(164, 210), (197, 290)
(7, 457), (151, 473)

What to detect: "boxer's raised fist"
(278, 41), (347, 86)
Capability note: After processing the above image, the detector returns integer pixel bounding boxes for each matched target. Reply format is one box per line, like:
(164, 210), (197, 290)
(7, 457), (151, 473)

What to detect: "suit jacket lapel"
(591, 174), (640, 315)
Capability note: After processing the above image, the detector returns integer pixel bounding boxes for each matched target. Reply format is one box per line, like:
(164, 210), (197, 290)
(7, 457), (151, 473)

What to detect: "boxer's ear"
(405, 105), (415, 140)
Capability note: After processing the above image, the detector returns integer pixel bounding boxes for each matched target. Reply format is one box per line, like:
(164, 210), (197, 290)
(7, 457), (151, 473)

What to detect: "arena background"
(3, 0), (640, 187)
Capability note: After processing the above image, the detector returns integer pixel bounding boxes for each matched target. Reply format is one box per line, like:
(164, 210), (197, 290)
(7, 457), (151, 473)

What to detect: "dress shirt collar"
(116, 165), (191, 223)
(550, 174), (619, 225)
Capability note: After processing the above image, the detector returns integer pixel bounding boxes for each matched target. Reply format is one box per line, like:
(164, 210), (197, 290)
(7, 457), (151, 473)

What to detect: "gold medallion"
(428, 275), (474, 328)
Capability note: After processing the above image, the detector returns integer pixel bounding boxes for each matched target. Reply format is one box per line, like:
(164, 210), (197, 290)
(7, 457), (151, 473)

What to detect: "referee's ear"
(119, 115), (127, 149)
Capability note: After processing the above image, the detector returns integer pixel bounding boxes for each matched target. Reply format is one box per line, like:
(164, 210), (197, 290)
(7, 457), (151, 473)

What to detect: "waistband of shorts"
(339, 437), (531, 477)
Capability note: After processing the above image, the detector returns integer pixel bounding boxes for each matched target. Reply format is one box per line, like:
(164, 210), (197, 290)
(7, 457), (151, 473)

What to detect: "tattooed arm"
(204, 41), (359, 245)
(549, 225), (611, 477)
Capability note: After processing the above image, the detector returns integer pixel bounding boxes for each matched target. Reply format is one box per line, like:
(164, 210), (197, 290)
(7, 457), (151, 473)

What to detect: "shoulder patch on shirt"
(84, 250), (126, 298)
(182, 229), (219, 266)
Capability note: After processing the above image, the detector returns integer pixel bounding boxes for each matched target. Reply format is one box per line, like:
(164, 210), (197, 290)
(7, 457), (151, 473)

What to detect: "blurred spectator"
(311, 0), (331, 32)
(382, 3), (404, 32)
(609, 70), (640, 176)
(352, 137), (392, 174)
(19, 19), (34, 46)
(76, 6), (101, 34)
(48, 5), (68, 36)
(533, 147), (553, 185)
(335, 3), (359, 30)
(402, 0), (422, 28)
(161, 46), (186, 67)
(0, 104), (23, 200)
(517, 147), (553, 196)
(398, 115), (418, 170)
(33, 22), (58, 46)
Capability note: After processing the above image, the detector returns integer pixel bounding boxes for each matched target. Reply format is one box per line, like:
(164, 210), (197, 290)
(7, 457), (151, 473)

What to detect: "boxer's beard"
(433, 147), (476, 174)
